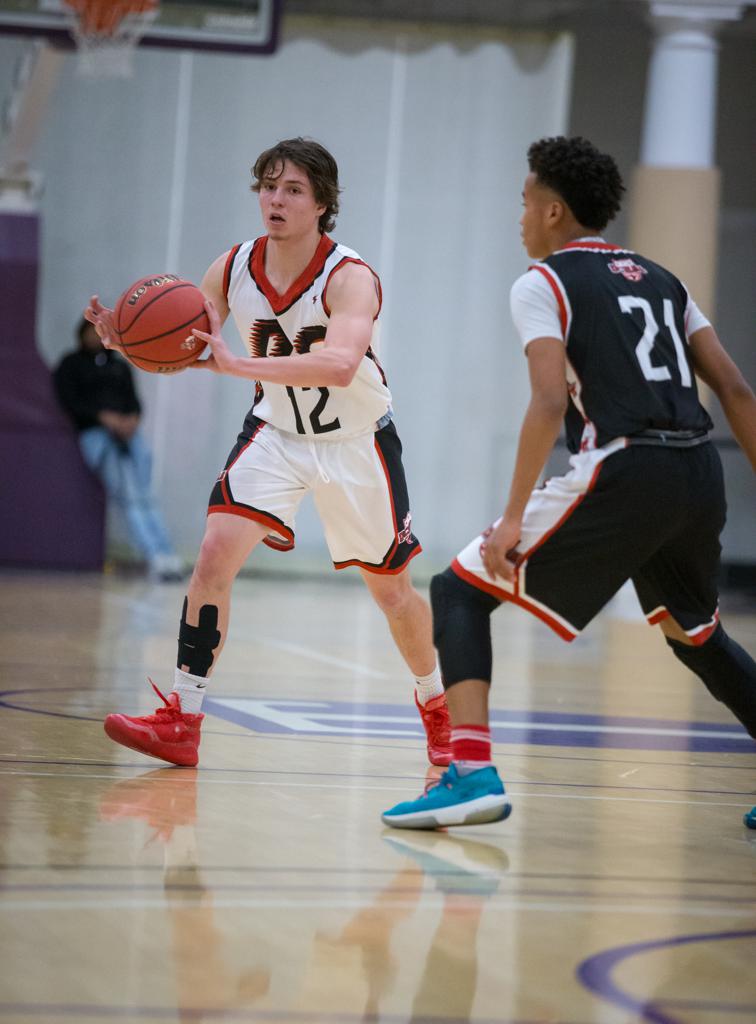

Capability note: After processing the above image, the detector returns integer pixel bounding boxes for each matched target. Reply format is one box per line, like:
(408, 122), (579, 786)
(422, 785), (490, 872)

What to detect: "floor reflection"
(98, 766), (510, 1023)
(99, 769), (270, 1023)
(382, 827), (510, 1022)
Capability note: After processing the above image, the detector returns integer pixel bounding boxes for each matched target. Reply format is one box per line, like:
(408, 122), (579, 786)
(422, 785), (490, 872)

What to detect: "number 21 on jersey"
(618, 296), (693, 388)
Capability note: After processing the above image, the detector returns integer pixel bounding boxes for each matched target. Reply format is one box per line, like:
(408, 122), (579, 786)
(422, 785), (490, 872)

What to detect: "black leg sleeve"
(430, 568), (500, 689)
(667, 624), (756, 739)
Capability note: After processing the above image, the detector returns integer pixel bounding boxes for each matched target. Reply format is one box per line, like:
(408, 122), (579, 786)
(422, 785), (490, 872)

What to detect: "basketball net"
(62, 0), (159, 78)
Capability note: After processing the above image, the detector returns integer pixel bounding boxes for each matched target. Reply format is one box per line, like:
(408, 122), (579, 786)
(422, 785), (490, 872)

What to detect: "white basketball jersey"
(223, 234), (392, 438)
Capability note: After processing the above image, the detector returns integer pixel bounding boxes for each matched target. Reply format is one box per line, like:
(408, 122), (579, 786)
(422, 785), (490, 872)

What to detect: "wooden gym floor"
(0, 567), (754, 1024)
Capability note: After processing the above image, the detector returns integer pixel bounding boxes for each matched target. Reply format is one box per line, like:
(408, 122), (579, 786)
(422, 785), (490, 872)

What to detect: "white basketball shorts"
(208, 412), (421, 574)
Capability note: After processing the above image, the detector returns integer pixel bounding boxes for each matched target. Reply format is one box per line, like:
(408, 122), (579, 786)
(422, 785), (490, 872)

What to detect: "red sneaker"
(104, 680), (203, 767)
(415, 692), (452, 766)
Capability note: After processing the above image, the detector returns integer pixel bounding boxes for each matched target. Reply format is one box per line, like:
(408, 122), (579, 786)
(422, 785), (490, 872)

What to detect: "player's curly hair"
(527, 136), (625, 231)
(251, 137), (341, 234)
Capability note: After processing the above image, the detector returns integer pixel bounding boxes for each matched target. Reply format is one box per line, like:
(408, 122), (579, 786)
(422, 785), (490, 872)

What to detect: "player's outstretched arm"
(689, 326), (756, 471)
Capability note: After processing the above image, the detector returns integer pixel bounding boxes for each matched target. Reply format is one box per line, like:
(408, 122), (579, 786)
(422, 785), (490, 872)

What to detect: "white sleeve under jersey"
(509, 268), (712, 351)
(509, 270), (563, 348)
(681, 284), (711, 336)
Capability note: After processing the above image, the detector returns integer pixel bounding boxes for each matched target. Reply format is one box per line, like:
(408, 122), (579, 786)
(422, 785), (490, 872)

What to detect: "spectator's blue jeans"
(79, 427), (175, 562)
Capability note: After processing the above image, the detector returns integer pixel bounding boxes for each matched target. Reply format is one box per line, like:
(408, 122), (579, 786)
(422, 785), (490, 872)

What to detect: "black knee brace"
(666, 623), (756, 739)
(430, 567), (500, 688)
(177, 597), (221, 677)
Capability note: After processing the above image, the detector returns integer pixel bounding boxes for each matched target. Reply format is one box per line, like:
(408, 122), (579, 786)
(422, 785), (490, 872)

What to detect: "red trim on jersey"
(450, 558), (577, 642)
(531, 264), (568, 337)
(322, 257), (382, 320)
(560, 241), (624, 252)
(250, 233), (335, 315)
(334, 543), (422, 575)
(222, 244), (242, 299)
(647, 608), (669, 625)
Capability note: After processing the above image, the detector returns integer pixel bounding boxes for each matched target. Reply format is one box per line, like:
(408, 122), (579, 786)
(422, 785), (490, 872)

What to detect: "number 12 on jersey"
(285, 386), (341, 434)
(618, 295), (693, 388)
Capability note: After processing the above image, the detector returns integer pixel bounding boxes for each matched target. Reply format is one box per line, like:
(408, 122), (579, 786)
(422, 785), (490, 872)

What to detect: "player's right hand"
(85, 295), (120, 351)
(481, 515), (521, 583)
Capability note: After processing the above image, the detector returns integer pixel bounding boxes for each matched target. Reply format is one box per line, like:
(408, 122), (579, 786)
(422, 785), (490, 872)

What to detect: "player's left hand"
(191, 299), (239, 375)
(85, 296), (123, 352)
(481, 515), (521, 582)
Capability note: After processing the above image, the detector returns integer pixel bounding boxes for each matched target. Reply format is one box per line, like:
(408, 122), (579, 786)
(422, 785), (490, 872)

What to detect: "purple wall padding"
(0, 211), (105, 570)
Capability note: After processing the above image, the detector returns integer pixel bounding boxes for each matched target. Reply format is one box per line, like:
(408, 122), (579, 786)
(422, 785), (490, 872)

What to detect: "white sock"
(414, 664), (444, 705)
(455, 759), (494, 776)
(173, 668), (208, 715)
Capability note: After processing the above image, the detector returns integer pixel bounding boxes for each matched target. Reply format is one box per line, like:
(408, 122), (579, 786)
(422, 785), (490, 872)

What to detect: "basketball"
(113, 274), (209, 373)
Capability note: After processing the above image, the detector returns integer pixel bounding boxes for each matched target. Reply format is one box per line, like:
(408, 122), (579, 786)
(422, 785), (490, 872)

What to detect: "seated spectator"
(53, 317), (183, 581)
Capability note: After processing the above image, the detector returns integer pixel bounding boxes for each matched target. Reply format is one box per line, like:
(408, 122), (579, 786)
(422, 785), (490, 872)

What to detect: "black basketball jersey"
(533, 241), (713, 452)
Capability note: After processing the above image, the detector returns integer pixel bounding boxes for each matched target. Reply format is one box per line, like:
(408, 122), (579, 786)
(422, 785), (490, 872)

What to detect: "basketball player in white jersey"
(86, 137), (451, 769)
(382, 136), (756, 830)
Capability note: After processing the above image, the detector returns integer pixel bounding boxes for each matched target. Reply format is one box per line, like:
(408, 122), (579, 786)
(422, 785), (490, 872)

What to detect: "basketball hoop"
(62, 0), (159, 78)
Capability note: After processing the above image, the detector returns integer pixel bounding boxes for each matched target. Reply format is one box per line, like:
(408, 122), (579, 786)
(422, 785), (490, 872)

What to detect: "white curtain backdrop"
(5, 17), (573, 572)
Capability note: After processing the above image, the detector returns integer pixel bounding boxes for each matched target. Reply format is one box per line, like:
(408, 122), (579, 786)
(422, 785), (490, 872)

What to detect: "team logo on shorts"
(608, 258), (647, 282)
(397, 512), (413, 545)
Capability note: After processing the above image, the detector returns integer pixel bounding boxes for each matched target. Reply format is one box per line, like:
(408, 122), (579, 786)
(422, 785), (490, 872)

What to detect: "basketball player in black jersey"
(383, 136), (756, 830)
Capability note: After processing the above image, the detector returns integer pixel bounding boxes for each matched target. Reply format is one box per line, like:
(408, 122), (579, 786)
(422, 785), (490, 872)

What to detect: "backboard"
(0, 0), (281, 55)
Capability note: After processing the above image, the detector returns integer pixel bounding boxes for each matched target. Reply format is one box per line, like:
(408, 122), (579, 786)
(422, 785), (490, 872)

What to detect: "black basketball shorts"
(452, 440), (725, 643)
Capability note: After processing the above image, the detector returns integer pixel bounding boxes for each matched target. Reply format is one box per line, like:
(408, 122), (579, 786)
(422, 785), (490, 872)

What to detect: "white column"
(640, 2), (744, 169)
(630, 1), (750, 317)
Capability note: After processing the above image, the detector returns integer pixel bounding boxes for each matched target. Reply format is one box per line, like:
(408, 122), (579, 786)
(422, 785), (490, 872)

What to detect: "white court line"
(237, 709), (745, 740)
(0, 770), (748, 807)
(252, 638), (392, 679)
(97, 591), (392, 679)
(1, 895), (754, 916)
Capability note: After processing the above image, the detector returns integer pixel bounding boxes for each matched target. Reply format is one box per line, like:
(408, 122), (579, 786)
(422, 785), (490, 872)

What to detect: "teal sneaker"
(745, 806), (756, 830)
(381, 764), (512, 830)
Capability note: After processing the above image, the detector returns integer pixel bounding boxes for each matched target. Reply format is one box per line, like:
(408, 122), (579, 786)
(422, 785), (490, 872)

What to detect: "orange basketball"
(113, 274), (209, 373)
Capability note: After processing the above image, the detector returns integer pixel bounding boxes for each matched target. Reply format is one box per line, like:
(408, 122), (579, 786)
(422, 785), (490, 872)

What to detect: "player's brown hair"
(251, 138), (341, 233)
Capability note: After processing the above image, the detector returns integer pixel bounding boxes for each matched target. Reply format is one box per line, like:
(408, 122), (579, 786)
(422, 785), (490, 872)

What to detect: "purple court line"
(5, 687), (752, 737)
(0, 691), (427, 752)
(577, 929), (756, 1024)
(0, 688), (276, 740)
(0, 1008), (593, 1023)
(203, 696), (753, 752)
(3, 687), (755, 760)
